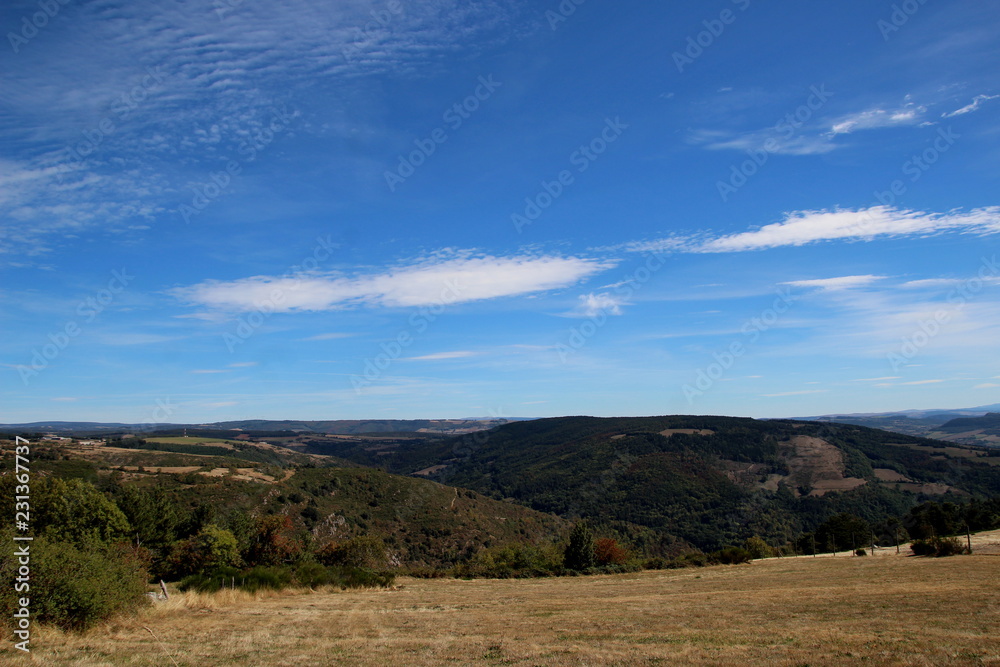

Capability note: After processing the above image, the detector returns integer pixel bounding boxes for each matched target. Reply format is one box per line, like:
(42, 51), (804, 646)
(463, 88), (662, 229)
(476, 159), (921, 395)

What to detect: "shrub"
(244, 515), (302, 567)
(316, 535), (389, 569)
(0, 536), (149, 632)
(594, 538), (629, 566)
(163, 524), (242, 578)
(743, 536), (774, 560)
(711, 546), (752, 565)
(855, 549), (867, 557)
(177, 564), (394, 593)
(910, 536), (967, 557)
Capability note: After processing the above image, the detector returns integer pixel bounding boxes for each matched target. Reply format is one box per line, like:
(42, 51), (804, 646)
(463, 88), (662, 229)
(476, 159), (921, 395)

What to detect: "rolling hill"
(335, 415), (1000, 552)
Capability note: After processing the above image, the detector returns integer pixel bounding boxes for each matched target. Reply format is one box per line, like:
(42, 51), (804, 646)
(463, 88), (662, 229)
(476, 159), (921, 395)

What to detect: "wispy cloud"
(942, 94), (999, 118)
(829, 99), (927, 134)
(407, 351), (477, 361)
(852, 376), (901, 382)
(0, 0), (529, 257)
(696, 206), (1000, 253)
(689, 129), (836, 156)
(174, 252), (614, 312)
(782, 275), (885, 292)
(619, 207), (1000, 256)
(300, 333), (355, 341)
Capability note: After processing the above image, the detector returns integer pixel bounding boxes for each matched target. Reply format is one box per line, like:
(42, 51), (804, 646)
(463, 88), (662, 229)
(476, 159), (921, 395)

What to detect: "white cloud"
(975, 383), (1000, 389)
(300, 333), (355, 341)
(852, 376), (901, 382)
(174, 253), (614, 312)
(696, 206), (1000, 253)
(830, 100), (927, 134)
(899, 379), (944, 385)
(572, 292), (626, 318)
(942, 94), (999, 118)
(690, 129), (837, 156)
(408, 351), (477, 361)
(782, 275), (885, 292)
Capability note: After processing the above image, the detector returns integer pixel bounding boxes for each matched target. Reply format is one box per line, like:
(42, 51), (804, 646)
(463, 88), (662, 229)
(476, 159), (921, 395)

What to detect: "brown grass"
(9, 550), (1000, 666)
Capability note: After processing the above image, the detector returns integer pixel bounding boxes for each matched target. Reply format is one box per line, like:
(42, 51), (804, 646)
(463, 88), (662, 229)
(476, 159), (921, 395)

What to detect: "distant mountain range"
(800, 404), (1000, 447)
(0, 418), (523, 437)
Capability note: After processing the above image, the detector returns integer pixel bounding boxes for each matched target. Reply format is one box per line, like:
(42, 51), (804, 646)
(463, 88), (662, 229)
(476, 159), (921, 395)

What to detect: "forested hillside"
(358, 416), (1000, 551)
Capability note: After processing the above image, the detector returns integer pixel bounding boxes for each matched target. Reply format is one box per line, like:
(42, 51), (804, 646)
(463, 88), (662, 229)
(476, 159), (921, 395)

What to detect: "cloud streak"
(174, 253), (614, 312)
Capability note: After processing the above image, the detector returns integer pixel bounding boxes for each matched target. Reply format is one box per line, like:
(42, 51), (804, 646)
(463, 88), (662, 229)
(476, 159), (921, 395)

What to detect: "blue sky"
(2, 0), (999, 424)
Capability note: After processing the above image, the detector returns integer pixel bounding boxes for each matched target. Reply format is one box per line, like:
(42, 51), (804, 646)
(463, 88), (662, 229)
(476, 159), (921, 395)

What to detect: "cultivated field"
(9, 544), (1000, 666)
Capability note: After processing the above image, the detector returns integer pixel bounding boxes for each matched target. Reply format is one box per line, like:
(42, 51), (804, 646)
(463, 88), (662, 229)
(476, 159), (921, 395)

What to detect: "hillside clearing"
(21, 553), (1000, 666)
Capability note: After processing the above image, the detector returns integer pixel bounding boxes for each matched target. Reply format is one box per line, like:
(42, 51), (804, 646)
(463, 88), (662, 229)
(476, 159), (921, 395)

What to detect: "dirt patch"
(874, 468), (911, 482)
(659, 429), (715, 437)
(413, 465), (448, 476)
(895, 482), (963, 496)
(120, 465), (202, 474)
(808, 478), (868, 496)
(779, 436), (867, 496)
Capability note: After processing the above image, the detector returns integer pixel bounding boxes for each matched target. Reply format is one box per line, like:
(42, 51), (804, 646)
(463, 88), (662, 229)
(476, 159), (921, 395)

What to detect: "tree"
(594, 538), (628, 565)
(814, 513), (871, 554)
(564, 522), (595, 570)
(30, 477), (131, 545)
(164, 524), (242, 578)
(244, 515), (301, 567)
(743, 536), (773, 560)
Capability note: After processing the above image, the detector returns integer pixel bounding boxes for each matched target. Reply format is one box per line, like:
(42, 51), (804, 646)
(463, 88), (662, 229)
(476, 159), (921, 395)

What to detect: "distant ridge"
(0, 418), (527, 436)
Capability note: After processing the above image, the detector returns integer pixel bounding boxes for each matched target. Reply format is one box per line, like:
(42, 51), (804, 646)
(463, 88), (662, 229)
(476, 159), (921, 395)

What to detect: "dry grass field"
(7, 539), (999, 667)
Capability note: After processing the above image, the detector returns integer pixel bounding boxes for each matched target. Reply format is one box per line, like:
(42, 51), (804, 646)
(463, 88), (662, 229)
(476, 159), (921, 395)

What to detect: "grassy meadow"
(10, 547), (999, 666)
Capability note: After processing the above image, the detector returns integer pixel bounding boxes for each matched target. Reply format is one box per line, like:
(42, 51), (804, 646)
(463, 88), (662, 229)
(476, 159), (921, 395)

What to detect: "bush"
(855, 549), (868, 557)
(743, 536), (774, 560)
(710, 546), (752, 565)
(315, 535), (389, 569)
(594, 538), (629, 566)
(0, 536), (149, 632)
(163, 524), (242, 578)
(178, 564), (394, 593)
(910, 536), (967, 557)
(453, 543), (562, 579)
